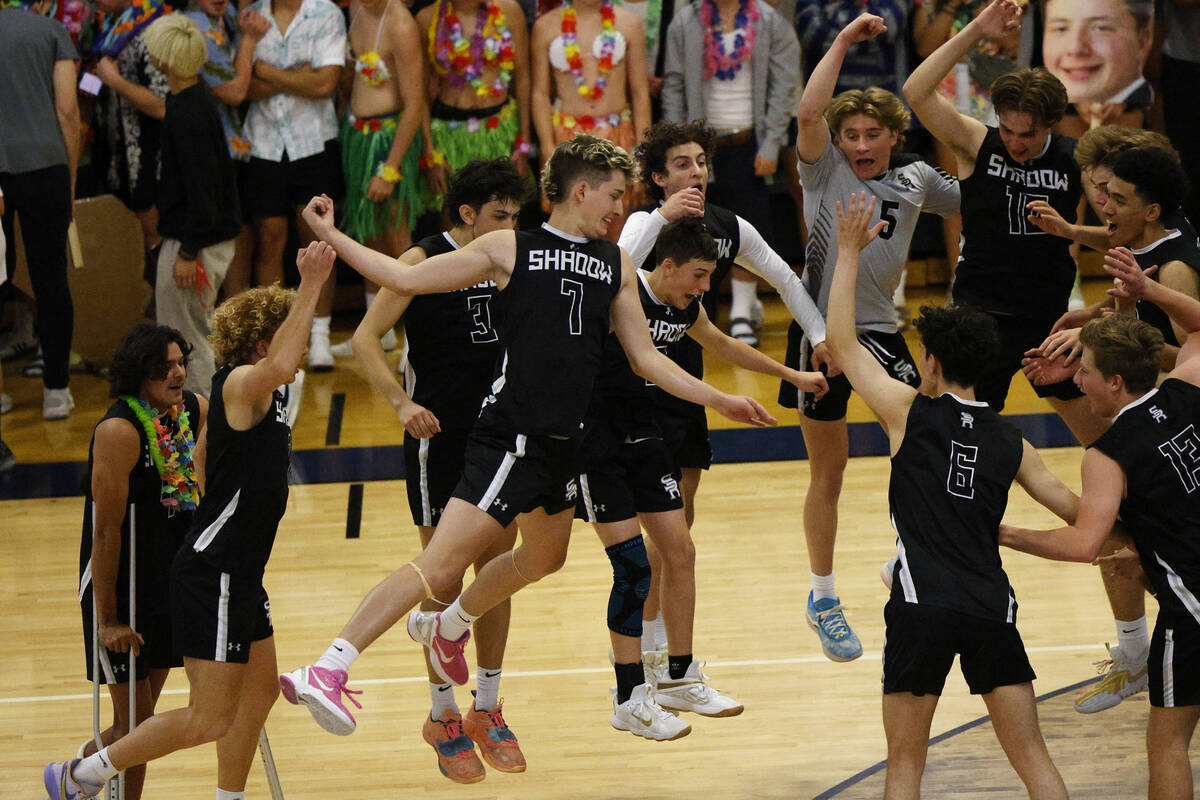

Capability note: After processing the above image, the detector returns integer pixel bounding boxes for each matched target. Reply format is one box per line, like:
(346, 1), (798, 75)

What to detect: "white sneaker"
(308, 335), (334, 372)
(43, 387), (75, 420)
(329, 338), (355, 358)
(284, 370), (305, 428)
(610, 685), (691, 741)
(641, 650), (667, 688)
(1074, 644), (1149, 714)
(749, 295), (764, 331)
(380, 328), (398, 350)
(654, 660), (743, 718)
(0, 393), (11, 414)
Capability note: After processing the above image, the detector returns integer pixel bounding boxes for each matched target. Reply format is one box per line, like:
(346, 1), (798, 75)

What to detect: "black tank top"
(402, 231), (502, 430)
(183, 365), (291, 576)
(79, 392), (201, 615)
(1133, 231), (1200, 347)
(888, 393), (1024, 622)
(954, 128), (1081, 321)
(476, 224), (622, 438)
(1090, 379), (1200, 626)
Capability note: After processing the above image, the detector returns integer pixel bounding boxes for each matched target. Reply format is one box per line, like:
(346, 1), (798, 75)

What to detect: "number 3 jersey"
(1090, 379), (1200, 628)
(888, 393), (1024, 622)
(478, 224), (622, 438)
(402, 231), (503, 432)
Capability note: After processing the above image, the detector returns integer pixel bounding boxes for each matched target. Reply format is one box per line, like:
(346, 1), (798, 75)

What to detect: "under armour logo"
(228, 642), (242, 652)
(594, 503), (606, 513)
(1150, 405), (1168, 423)
(894, 360), (918, 384)
(661, 474), (680, 500)
(960, 412), (974, 429)
(565, 479), (578, 501)
(113, 663), (127, 674)
(492, 498), (508, 511)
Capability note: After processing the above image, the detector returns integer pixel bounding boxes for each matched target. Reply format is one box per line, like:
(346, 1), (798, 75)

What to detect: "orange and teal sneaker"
(422, 710), (485, 784)
(464, 694), (526, 773)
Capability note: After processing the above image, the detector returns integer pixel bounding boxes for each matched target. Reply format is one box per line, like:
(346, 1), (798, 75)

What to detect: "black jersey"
(888, 393), (1025, 622)
(954, 129), (1081, 321)
(477, 224), (622, 438)
(1090, 379), (1200, 627)
(1133, 231), (1200, 347)
(589, 269), (702, 436)
(79, 392), (201, 615)
(403, 231), (502, 429)
(184, 366), (292, 576)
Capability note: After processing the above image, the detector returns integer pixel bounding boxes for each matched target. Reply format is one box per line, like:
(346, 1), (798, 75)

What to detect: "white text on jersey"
(528, 248), (614, 283)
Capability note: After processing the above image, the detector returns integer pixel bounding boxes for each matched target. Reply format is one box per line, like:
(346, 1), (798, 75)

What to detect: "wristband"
(514, 135), (535, 156)
(419, 150), (446, 170)
(375, 163), (402, 183)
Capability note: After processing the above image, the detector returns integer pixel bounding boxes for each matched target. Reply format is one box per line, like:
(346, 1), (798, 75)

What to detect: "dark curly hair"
(913, 305), (1000, 388)
(635, 120), (716, 202)
(108, 322), (193, 398)
(445, 158), (532, 226)
(653, 216), (718, 268)
(1111, 147), (1192, 220)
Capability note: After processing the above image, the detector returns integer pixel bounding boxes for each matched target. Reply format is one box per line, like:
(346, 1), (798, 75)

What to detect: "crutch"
(257, 729), (286, 800)
(90, 503), (136, 800)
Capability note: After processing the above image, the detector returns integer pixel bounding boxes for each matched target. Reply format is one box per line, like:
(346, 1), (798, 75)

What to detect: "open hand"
(717, 394), (778, 427)
(973, 0), (1022, 39)
(1104, 247), (1156, 300)
(1025, 200), (1072, 239)
(836, 192), (887, 253)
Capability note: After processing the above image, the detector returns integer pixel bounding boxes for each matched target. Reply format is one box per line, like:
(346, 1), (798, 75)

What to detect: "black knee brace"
(605, 535), (652, 636)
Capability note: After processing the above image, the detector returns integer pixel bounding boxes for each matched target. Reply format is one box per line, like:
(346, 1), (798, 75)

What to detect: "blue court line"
(0, 412), (1081, 501)
(812, 677), (1099, 799)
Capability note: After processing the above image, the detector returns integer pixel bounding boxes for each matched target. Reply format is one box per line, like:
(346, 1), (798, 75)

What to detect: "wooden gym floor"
(2, 283), (1197, 797)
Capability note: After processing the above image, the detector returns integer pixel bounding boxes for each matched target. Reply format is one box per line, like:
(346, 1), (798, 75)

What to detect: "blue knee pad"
(605, 535), (652, 637)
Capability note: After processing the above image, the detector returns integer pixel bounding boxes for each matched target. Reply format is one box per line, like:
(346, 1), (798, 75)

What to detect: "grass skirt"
(430, 99), (520, 173)
(340, 112), (437, 242)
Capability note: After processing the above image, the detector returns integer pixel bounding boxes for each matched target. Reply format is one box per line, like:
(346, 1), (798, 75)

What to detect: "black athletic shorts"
(575, 421), (684, 523)
(780, 323), (920, 421)
(882, 596), (1036, 696)
(170, 552), (273, 665)
(968, 309), (1083, 411)
(80, 597), (180, 683)
(657, 407), (713, 471)
(451, 428), (581, 527)
(404, 428), (471, 528)
(1149, 615), (1200, 708)
(244, 140), (344, 220)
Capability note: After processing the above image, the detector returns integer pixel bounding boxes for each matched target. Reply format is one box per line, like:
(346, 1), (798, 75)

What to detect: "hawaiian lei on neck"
(430, 0), (515, 99)
(699, 0), (758, 81)
(123, 395), (200, 513)
(561, 0), (617, 101)
(92, 0), (163, 58)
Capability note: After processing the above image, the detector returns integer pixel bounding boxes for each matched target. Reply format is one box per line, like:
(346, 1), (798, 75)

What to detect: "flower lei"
(355, 51), (389, 87)
(123, 396), (200, 513)
(430, 0), (515, 99)
(699, 0), (758, 81)
(92, 0), (164, 58)
(561, 0), (617, 101)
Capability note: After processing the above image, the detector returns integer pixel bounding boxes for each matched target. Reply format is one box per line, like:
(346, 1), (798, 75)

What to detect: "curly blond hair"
(210, 285), (296, 368)
(541, 135), (639, 204)
(825, 88), (911, 143)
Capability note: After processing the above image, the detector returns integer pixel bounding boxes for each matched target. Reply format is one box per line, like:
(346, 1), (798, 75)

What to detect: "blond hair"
(210, 285), (296, 368)
(540, 135), (639, 204)
(825, 88), (911, 142)
(1079, 315), (1163, 394)
(143, 13), (207, 79)
(1075, 125), (1179, 170)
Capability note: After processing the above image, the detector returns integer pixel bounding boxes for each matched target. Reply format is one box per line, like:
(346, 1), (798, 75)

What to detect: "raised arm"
(734, 216), (826, 342)
(824, 193), (916, 444)
(795, 13), (886, 164)
(211, 10), (269, 106)
(302, 195), (510, 293)
(687, 303), (829, 399)
(1014, 439), (1079, 524)
(610, 251), (777, 426)
(902, 0), (1020, 171)
(1000, 447), (1123, 562)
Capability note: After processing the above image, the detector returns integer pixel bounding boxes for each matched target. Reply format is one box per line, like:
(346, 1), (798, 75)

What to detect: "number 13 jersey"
(478, 223), (623, 438)
(888, 392), (1024, 622)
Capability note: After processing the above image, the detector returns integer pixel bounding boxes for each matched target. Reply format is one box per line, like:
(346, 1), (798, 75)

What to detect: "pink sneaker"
(408, 610), (471, 685)
(279, 665), (363, 735)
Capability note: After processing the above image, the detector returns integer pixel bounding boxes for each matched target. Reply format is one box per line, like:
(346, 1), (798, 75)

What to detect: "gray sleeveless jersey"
(799, 138), (960, 333)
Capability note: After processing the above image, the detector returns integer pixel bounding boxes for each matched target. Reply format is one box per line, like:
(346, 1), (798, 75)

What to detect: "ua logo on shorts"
(661, 474), (680, 500)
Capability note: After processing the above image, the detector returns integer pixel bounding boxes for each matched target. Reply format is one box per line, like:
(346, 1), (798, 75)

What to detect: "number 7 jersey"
(477, 223), (623, 438)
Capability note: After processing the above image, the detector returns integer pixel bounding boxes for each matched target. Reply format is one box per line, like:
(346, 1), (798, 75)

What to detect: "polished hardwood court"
(3, 282), (1197, 797)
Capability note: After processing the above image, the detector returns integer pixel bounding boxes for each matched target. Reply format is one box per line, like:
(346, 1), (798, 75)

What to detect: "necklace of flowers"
(431, 0), (515, 99)
(122, 395), (200, 513)
(561, 0), (617, 101)
(92, 0), (163, 58)
(699, 0), (758, 81)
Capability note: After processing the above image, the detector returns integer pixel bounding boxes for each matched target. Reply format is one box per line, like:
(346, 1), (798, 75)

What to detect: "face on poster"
(1042, 0), (1153, 105)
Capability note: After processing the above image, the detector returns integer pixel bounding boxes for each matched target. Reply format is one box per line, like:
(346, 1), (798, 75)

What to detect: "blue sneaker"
(806, 592), (863, 662)
(43, 760), (100, 799)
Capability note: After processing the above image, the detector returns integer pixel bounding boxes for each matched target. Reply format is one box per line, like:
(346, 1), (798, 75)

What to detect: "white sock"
(654, 612), (667, 651)
(730, 277), (757, 321)
(811, 571), (837, 602)
(1116, 616), (1150, 663)
(315, 638), (359, 674)
(311, 315), (331, 341)
(216, 790), (245, 800)
(640, 622), (656, 654)
(475, 666), (502, 710)
(73, 748), (119, 788)
(892, 268), (907, 307)
(364, 290), (377, 308)
(438, 598), (478, 641)
(430, 681), (458, 718)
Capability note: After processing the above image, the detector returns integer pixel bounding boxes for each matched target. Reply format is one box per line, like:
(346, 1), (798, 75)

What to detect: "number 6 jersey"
(477, 223), (622, 438)
(888, 392), (1024, 623)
